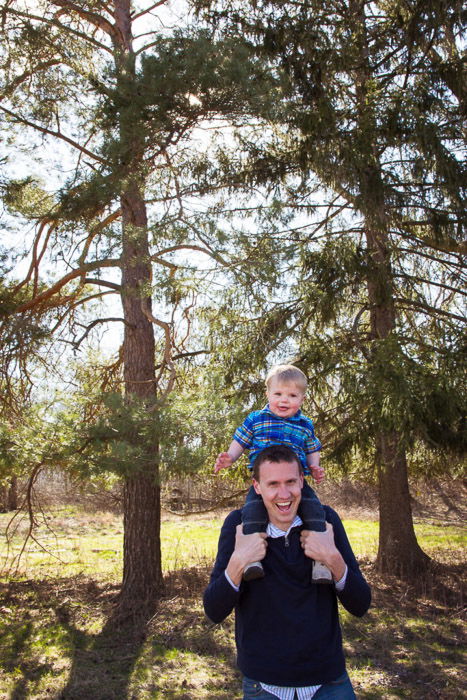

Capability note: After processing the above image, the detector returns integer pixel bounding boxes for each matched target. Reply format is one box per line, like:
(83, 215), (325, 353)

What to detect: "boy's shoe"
(243, 561), (265, 581)
(312, 560), (333, 584)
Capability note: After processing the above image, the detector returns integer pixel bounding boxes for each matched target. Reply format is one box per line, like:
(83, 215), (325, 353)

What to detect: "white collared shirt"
(225, 516), (348, 700)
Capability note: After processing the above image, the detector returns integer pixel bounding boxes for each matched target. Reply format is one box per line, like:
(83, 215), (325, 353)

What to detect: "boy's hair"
(265, 364), (308, 392)
(252, 445), (303, 481)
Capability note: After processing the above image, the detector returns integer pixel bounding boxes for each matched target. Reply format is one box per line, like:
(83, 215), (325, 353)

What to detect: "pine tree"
(0, 0), (264, 615)
(196, 0), (466, 576)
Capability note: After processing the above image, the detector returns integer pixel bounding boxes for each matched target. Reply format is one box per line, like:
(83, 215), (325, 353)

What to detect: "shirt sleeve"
(334, 565), (348, 591)
(203, 510), (243, 623)
(303, 417), (322, 454)
(325, 506), (371, 617)
(233, 412), (255, 449)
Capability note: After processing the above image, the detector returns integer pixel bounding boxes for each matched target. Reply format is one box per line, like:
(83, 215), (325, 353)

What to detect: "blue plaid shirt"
(233, 405), (321, 475)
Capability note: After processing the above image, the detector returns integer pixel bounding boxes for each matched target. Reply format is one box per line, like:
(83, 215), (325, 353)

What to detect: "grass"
(0, 507), (465, 699)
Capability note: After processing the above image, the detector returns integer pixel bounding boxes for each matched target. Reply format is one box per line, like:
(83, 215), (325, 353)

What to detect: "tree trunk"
(8, 476), (17, 511)
(0, 477), (18, 512)
(113, 1), (163, 617)
(118, 178), (163, 617)
(351, 0), (430, 579)
(376, 432), (430, 576)
(365, 222), (430, 578)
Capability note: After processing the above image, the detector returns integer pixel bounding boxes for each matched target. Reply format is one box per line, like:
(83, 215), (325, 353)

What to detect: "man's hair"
(252, 445), (303, 481)
(265, 364), (308, 392)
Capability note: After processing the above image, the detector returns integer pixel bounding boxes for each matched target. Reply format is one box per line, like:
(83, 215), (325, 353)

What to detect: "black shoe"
(243, 561), (265, 581)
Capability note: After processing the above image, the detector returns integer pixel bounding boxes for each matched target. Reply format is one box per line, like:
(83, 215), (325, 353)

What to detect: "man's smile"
(276, 501), (292, 512)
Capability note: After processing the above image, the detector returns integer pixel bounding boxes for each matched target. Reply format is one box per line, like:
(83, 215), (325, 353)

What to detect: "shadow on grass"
(343, 561), (466, 699)
(0, 566), (239, 700)
(57, 598), (148, 699)
(3, 559), (463, 699)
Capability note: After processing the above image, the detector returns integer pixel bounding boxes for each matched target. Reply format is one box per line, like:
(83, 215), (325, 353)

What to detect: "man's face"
(253, 459), (304, 530)
(266, 378), (305, 419)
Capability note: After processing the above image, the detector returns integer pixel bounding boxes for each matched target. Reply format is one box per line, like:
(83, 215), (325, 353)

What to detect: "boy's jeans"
(242, 480), (326, 534)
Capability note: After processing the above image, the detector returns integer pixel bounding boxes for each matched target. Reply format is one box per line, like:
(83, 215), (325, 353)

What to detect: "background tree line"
(0, 0), (464, 617)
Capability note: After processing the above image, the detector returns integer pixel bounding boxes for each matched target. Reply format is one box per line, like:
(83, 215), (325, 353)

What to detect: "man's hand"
(300, 523), (346, 582)
(226, 524), (268, 586)
(310, 465), (325, 484)
(214, 452), (233, 473)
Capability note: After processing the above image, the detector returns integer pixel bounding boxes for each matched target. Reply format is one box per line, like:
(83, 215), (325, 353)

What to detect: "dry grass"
(0, 479), (465, 699)
(0, 558), (464, 699)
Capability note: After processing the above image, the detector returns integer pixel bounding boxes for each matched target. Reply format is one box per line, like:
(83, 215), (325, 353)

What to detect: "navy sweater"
(203, 506), (371, 687)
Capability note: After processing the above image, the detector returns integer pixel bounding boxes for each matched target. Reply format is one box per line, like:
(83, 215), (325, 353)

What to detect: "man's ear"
(252, 478), (261, 495)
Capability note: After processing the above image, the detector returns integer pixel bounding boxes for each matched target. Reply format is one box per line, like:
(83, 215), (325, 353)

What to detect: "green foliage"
(194, 0), (466, 487)
(65, 392), (161, 480)
(0, 401), (69, 486)
(2, 178), (54, 219)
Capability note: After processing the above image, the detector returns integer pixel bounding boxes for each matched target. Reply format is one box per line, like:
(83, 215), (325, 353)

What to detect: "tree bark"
(376, 432), (430, 576)
(0, 477), (18, 512)
(114, 0), (163, 618)
(118, 178), (163, 617)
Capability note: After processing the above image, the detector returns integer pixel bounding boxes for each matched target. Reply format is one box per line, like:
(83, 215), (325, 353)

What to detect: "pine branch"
(395, 297), (465, 323)
(4, 7), (114, 55)
(50, 0), (118, 41)
(0, 61), (61, 100)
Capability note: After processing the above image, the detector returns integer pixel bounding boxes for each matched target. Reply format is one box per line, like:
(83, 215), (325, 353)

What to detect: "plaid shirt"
(233, 405), (321, 475)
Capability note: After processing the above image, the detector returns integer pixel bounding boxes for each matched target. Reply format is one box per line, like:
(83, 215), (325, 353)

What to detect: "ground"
(0, 478), (465, 699)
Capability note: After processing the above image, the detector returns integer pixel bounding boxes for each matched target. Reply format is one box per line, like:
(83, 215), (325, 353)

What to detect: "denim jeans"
(242, 673), (356, 699)
(242, 480), (326, 535)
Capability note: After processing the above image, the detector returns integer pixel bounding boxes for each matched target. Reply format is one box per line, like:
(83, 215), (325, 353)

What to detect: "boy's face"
(266, 378), (305, 419)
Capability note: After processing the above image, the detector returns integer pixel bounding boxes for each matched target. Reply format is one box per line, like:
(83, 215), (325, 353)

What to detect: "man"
(203, 445), (371, 699)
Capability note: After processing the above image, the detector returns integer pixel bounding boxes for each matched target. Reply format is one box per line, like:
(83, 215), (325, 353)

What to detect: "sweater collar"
(266, 515), (303, 538)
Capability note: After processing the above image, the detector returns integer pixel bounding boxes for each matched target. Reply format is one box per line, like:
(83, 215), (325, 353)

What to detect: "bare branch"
(83, 277), (121, 291)
(140, 299), (176, 398)
(72, 317), (128, 348)
(132, 1), (168, 21)
(154, 243), (227, 265)
(78, 210), (122, 269)
(50, 0), (118, 40)
(395, 297), (466, 323)
(12, 219), (57, 297)
(352, 305), (371, 359)
(0, 105), (107, 164)
(393, 273), (467, 297)
(13, 258), (121, 314)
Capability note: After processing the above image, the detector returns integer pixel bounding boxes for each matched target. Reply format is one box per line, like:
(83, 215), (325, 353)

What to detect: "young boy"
(214, 364), (332, 583)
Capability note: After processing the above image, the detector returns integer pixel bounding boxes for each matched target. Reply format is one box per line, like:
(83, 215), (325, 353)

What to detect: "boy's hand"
(310, 465), (325, 484)
(214, 452), (233, 473)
